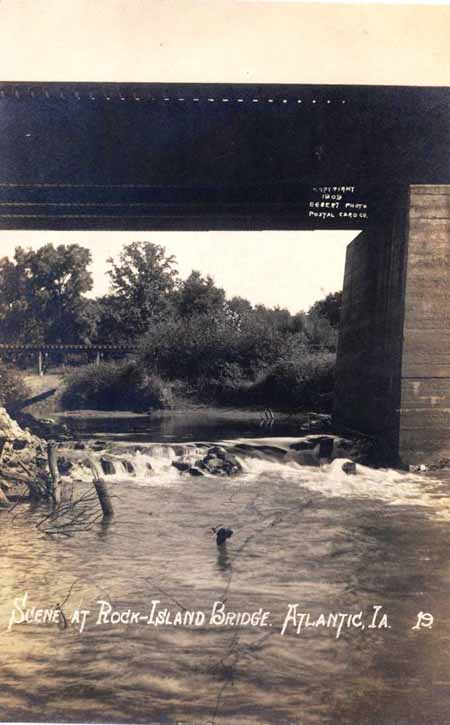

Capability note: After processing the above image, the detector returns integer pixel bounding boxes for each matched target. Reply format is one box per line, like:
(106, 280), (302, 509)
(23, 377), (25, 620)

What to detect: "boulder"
(92, 440), (107, 451)
(57, 456), (73, 476)
(342, 461), (357, 475)
(172, 461), (191, 473)
(196, 447), (242, 476)
(188, 467), (204, 477)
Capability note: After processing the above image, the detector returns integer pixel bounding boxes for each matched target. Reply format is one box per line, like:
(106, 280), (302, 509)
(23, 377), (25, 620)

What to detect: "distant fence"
(0, 344), (137, 375)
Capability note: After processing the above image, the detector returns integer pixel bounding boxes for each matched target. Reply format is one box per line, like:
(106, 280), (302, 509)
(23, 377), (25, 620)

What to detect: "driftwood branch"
(0, 464), (49, 501)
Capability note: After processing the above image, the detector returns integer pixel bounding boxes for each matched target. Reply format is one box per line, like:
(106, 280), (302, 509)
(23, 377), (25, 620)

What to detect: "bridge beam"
(335, 184), (450, 466)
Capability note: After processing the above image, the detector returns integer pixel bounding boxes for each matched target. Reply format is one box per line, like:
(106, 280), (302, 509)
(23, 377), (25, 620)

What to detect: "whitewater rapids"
(58, 435), (450, 520)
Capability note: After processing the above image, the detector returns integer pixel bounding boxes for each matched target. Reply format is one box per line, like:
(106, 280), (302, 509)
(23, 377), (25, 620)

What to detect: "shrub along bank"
(60, 351), (335, 414)
(60, 362), (173, 412)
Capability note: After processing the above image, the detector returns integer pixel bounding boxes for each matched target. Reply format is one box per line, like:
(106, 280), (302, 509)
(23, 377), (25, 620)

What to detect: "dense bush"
(247, 352), (336, 412)
(138, 313), (286, 382)
(60, 361), (173, 412)
(163, 352), (336, 412)
(0, 363), (30, 409)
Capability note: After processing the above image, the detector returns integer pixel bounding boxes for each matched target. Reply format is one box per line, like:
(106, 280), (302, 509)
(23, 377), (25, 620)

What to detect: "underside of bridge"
(0, 81), (449, 464)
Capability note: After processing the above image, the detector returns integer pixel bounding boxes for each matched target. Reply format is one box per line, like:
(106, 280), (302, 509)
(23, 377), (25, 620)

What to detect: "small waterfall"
(58, 435), (355, 486)
(54, 434), (450, 517)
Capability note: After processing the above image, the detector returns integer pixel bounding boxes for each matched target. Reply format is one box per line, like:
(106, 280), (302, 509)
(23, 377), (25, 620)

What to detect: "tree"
(177, 270), (226, 318)
(308, 291), (342, 328)
(104, 242), (178, 341)
(0, 244), (94, 344)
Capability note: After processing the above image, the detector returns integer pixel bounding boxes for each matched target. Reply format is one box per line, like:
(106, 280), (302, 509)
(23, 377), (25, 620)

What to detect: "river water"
(2, 415), (450, 724)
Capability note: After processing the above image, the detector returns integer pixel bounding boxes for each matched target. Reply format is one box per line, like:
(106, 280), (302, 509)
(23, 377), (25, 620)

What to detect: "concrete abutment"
(335, 184), (450, 466)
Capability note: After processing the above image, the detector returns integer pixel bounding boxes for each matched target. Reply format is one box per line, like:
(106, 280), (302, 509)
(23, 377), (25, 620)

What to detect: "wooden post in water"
(94, 479), (114, 518)
(88, 456), (114, 518)
(95, 350), (101, 367)
(37, 350), (43, 377)
(47, 442), (62, 505)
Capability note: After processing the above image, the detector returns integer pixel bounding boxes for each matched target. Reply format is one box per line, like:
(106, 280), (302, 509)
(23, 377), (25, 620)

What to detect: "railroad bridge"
(0, 344), (135, 374)
(0, 81), (449, 464)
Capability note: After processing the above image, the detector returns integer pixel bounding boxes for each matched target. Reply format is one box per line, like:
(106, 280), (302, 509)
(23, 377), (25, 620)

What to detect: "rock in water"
(196, 447), (242, 476)
(188, 467), (204, 477)
(342, 461), (357, 475)
(57, 457), (73, 476)
(171, 461), (191, 472)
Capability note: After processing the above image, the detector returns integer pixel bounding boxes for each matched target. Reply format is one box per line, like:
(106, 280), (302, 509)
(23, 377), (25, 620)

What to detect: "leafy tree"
(308, 291), (342, 328)
(253, 304), (292, 333)
(177, 270), (226, 318)
(228, 296), (253, 319)
(104, 242), (178, 341)
(0, 244), (94, 344)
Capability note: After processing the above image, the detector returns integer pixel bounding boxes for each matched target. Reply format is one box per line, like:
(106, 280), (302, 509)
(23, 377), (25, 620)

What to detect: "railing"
(0, 343), (136, 375)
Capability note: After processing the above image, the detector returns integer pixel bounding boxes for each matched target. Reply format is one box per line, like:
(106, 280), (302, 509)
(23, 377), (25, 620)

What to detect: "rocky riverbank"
(0, 407), (48, 506)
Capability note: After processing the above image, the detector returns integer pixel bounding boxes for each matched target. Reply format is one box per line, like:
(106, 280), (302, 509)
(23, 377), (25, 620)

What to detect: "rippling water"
(2, 419), (450, 724)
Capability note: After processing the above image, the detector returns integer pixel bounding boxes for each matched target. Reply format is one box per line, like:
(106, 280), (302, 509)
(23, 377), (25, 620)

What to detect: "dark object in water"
(100, 457), (115, 475)
(57, 456), (73, 476)
(172, 461), (191, 472)
(92, 440), (107, 451)
(319, 437), (334, 461)
(197, 447), (242, 476)
(121, 459), (135, 474)
(342, 461), (356, 475)
(213, 526), (233, 546)
(189, 467), (204, 477)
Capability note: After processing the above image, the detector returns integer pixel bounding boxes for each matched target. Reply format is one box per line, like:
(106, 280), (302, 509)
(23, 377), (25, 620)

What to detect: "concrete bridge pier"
(335, 184), (450, 466)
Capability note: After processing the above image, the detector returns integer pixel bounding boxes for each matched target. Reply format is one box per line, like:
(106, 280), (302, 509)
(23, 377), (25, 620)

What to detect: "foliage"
(0, 244), (94, 345)
(101, 242), (179, 342)
(308, 291), (342, 328)
(138, 310), (286, 382)
(0, 364), (30, 409)
(0, 237), (343, 414)
(176, 270), (226, 318)
(248, 352), (336, 412)
(60, 361), (173, 412)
